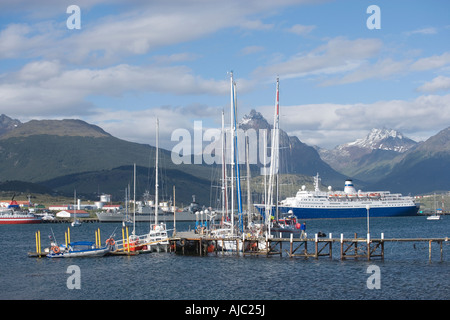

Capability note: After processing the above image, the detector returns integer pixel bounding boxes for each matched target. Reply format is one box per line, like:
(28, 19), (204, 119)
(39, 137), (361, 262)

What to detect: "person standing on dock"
(300, 222), (306, 239)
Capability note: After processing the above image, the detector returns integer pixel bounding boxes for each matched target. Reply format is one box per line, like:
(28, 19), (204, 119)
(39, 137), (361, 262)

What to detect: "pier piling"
(168, 233), (448, 262)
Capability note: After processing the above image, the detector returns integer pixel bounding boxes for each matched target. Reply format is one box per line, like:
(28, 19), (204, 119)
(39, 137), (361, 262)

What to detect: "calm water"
(1, 216), (449, 300)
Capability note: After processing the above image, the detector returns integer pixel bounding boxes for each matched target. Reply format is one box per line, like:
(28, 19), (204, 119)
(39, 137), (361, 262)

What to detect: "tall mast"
(221, 110), (228, 221)
(133, 163), (136, 235)
(263, 132), (267, 222)
(246, 136), (251, 225)
(275, 77), (280, 221)
(266, 77), (280, 231)
(234, 80), (243, 232)
(73, 189), (76, 223)
(155, 118), (159, 226)
(230, 71), (235, 235)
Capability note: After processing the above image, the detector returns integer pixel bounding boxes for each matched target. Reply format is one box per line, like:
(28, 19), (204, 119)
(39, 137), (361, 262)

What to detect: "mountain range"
(317, 126), (450, 194)
(317, 128), (418, 182)
(0, 113), (449, 203)
(368, 126), (450, 194)
(0, 115), (213, 206)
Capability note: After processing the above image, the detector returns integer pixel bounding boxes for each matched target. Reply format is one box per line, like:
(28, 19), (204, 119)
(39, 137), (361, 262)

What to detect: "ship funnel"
(344, 179), (356, 194)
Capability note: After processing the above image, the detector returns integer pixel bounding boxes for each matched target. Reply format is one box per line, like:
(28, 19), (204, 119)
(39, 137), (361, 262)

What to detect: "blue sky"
(0, 0), (449, 150)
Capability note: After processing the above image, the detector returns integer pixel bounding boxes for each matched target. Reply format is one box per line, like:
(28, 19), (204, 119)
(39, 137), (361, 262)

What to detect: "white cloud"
(239, 19), (274, 31)
(152, 53), (201, 64)
(405, 27), (438, 36)
(0, 1), (311, 64)
(257, 94), (450, 148)
(0, 60), (235, 117)
(87, 103), (225, 150)
(321, 58), (411, 86)
(417, 76), (450, 93)
(240, 45), (265, 56)
(286, 24), (316, 36)
(411, 52), (450, 71)
(253, 37), (383, 79)
(0, 22), (63, 59)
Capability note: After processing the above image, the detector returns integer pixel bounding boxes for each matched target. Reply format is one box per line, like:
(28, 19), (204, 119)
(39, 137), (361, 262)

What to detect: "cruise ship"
(255, 174), (419, 219)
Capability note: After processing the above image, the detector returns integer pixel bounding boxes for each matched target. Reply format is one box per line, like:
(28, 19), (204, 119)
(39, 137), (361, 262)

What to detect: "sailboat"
(212, 72), (271, 252)
(264, 79), (300, 235)
(146, 118), (170, 252)
(124, 119), (170, 253)
(427, 194), (442, 220)
(122, 184), (133, 227)
(427, 214), (441, 221)
(212, 71), (243, 251)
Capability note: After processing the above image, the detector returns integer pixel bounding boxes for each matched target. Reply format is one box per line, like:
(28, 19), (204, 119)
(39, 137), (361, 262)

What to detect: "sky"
(0, 0), (450, 151)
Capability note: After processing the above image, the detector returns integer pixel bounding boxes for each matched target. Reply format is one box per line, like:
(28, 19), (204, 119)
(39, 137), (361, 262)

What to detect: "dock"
(169, 232), (449, 261)
(41, 217), (99, 223)
(29, 227), (449, 261)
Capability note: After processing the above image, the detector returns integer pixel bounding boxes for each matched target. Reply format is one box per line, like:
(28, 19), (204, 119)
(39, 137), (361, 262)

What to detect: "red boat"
(0, 195), (41, 224)
(0, 209), (41, 224)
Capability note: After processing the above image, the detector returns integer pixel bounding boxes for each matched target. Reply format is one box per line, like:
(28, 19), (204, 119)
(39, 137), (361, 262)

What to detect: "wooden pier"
(41, 217), (99, 223)
(169, 232), (449, 261)
(29, 227), (449, 261)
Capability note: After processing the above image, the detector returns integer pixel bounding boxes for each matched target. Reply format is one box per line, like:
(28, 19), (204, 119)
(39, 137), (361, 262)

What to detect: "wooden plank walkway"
(169, 232), (449, 261)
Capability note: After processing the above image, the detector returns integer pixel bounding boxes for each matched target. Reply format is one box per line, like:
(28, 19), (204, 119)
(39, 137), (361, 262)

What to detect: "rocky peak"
(0, 114), (22, 137)
(239, 109), (271, 130)
(345, 128), (417, 153)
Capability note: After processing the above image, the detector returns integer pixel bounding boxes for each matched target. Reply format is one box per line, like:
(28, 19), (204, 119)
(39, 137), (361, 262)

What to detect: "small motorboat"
(271, 212), (301, 234)
(46, 239), (115, 258)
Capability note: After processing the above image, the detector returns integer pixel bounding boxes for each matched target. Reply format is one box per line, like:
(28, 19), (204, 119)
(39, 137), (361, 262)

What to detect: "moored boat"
(271, 212), (301, 234)
(46, 240), (115, 258)
(0, 209), (41, 224)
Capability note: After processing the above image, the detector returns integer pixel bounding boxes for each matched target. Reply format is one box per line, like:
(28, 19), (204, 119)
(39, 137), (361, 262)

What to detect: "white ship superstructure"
(255, 174), (419, 219)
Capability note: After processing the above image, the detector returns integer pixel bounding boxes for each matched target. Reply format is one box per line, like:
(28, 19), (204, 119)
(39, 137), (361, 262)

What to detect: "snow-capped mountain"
(346, 128), (417, 153)
(317, 128), (418, 182)
(239, 109), (346, 185)
(369, 126), (450, 194)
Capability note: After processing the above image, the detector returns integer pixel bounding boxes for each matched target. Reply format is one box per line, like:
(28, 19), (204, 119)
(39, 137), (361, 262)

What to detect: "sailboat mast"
(234, 80), (243, 232)
(155, 118), (159, 226)
(246, 137), (251, 225)
(266, 78), (280, 230)
(230, 71), (235, 235)
(264, 132), (267, 219)
(133, 163), (136, 235)
(221, 110), (228, 221)
(275, 77), (280, 221)
(74, 189), (76, 222)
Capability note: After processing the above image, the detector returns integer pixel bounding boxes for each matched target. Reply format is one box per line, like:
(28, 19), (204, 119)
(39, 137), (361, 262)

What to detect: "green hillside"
(369, 127), (450, 194)
(0, 119), (214, 205)
(41, 164), (213, 207)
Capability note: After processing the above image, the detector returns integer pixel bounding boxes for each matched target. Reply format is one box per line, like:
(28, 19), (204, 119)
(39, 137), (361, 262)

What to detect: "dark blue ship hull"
(255, 204), (419, 219)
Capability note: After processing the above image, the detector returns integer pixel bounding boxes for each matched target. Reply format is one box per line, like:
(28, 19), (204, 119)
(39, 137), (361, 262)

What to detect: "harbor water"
(1, 216), (449, 300)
